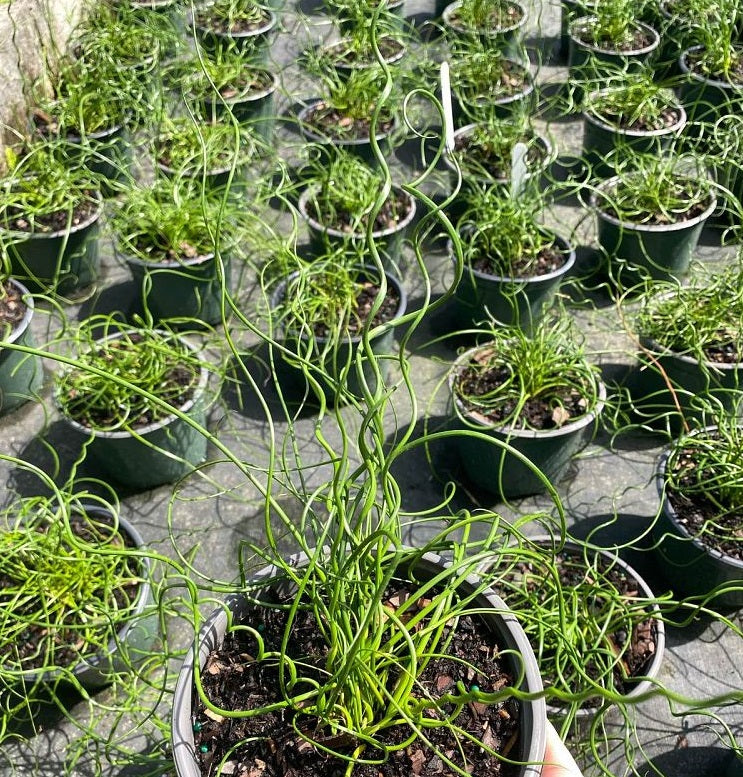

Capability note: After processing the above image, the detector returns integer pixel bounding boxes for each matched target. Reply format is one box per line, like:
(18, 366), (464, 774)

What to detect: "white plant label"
(511, 141), (528, 198)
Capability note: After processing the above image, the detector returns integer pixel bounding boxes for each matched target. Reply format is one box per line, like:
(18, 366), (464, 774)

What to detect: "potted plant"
(111, 178), (238, 327)
(269, 253), (407, 404)
(189, 0), (278, 60)
(568, 0), (660, 83)
(491, 532), (665, 734)
(441, 0), (527, 61)
(630, 264), (743, 429)
(296, 150), (416, 268)
(298, 67), (399, 165)
(0, 277), (43, 415)
(167, 48), (278, 141)
(0, 493), (157, 690)
(589, 152), (717, 288)
(655, 418), (743, 608)
(0, 145), (103, 298)
(581, 68), (687, 177)
(324, 0), (406, 30)
(448, 183), (576, 331)
(447, 315), (606, 499)
(154, 116), (262, 191)
(54, 320), (212, 490)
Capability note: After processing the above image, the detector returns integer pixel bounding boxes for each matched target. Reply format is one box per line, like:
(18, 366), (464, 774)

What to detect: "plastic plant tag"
(440, 61), (455, 153)
(511, 141), (528, 198)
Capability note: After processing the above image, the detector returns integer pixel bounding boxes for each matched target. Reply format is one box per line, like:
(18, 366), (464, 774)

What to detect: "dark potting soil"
(0, 513), (140, 672)
(454, 351), (592, 430)
(195, 6), (272, 34)
(470, 243), (567, 278)
(0, 280), (28, 340)
(449, 0), (523, 31)
(313, 280), (400, 339)
(495, 551), (658, 699)
(455, 132), (545, 179)
(209, 68), (274, 101)
(323, 36), (405, 67)
(600, 187), (712, 226)
(703, 340), (742, 364)
(667, 449), (743, 561)
(457, 60), (528, 101)
(304, 102), (395, 141)
(686, 48), (743, 85)
(594, 105), (682, 133)
(576, 22), (655, 53)
(3, 195), (99, 235)
(192, 593), (522, 777)
(309, 189), (411, 235)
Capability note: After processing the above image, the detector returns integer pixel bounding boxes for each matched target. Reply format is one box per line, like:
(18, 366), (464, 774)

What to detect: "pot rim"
(447, 230), (577, 285)
(2, 277), (35, 347)
(298, 184), (417, 240)
(657, 431), (743, 568)
(189, 4), (278, 39)
(441, 122), (555, 182)
(453, 58), (535, 107)
(449, 345), (607, 438)
(194, 66), (278, 105)
(297, 99), (398, 146)
(591, 175), (718, 232)
(172, 548), (547, 777)
(679, 44), (743, 89)
(118, 245), (219, 270)
(318, 35), (407, 71)
(17, 505), (153, 684)
(582, 91), (687, 139)
(638, 334), (743, 372)
(568, 18), (660, 57)
(271, 263), (408, 346)
(442, 0), (527, 36)
(57, 329), (210, 439)
(1, 189), (104, 240)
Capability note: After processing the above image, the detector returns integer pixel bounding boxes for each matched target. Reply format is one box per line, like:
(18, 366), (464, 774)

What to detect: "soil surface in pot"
(598, 183), (712, 226)
(468, 242), (567, 278)
(192, 588), (522, 777)
(308, 189), (411, 234)
(454, 132), (546, 178)
(495, 549), (658, 701)
(685, 48), (743, 85)
(574, 21), (654, 52)
(198, 68), (274, 101)
(322, 36), (404, 67)
(194, 5), (272, 34)
(311, 280), (400, 339)
(666, 445), (743, 561)
(0, 280), (28, 339)
(448, 0), (524, 30)
(2, 195), (99, 235)
(454, 347), (593, 429)
(455, 59), (529, 101)
(0, 513), (140, 672)
(303, 101), (395, 141)
(589, 104), (682, 132)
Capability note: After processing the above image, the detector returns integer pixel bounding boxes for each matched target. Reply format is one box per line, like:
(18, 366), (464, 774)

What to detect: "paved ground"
(0, 0), (741, 776)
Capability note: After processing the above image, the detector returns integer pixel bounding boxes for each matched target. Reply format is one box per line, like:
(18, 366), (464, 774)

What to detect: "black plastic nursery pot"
(171, 550), (548, 777)
(297, 185), (417, 269)
(679, 46), (743, 128)
(190, 7), (278, 63)
(322, 38), (407, 79)
(451, 60), (535, 124)
(198, 69), (278, 142)
(57, 332), (211, 491)
(297, 100), (398, 168)
(270, 266), (407, 405)
(558, 0), (593, 59)
(591, 179), (717, 287)
(14, 506), (158, 689)
(448, 347), (606, 499)
(4, 193), (104, 297)
(581, 98), (687, 179)
(441, 0), (528, 61)
(66, 123), (133, 193)
(123, 251), (233, 328)
(654, 442), (743, 609)
(448, 232), (576, 333)
(333, 0), (406, 32)
(630, 336), (743, 430)
(0, 278), (43, 415)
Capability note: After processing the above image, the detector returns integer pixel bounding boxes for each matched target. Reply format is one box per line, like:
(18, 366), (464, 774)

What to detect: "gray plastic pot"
(17, 506), (158, 689)
(449, 232), (576, 333)
(582, 96), (686, 178)
(297, 100), (398, 167)
(592, 177), (717, 286)
(271, 265), (407, 404)
(58, 331), (210, 490)
(4, 192), (103, 297)
(297, 185), (416, 269)
(679, 45), (743, 128)
(0, 278), (43, 415)
(442, 0), (527, 61)
(631, 335), (743, 430)
(123, 249), (232, 327)
(449, 347), (606, 498)
(519, 536), (665, 734)
(171, 549), (547, 777)
(654, 438), (743, 608)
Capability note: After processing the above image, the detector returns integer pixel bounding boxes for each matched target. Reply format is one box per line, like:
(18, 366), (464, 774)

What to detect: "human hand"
(543, 719), (583, 777)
